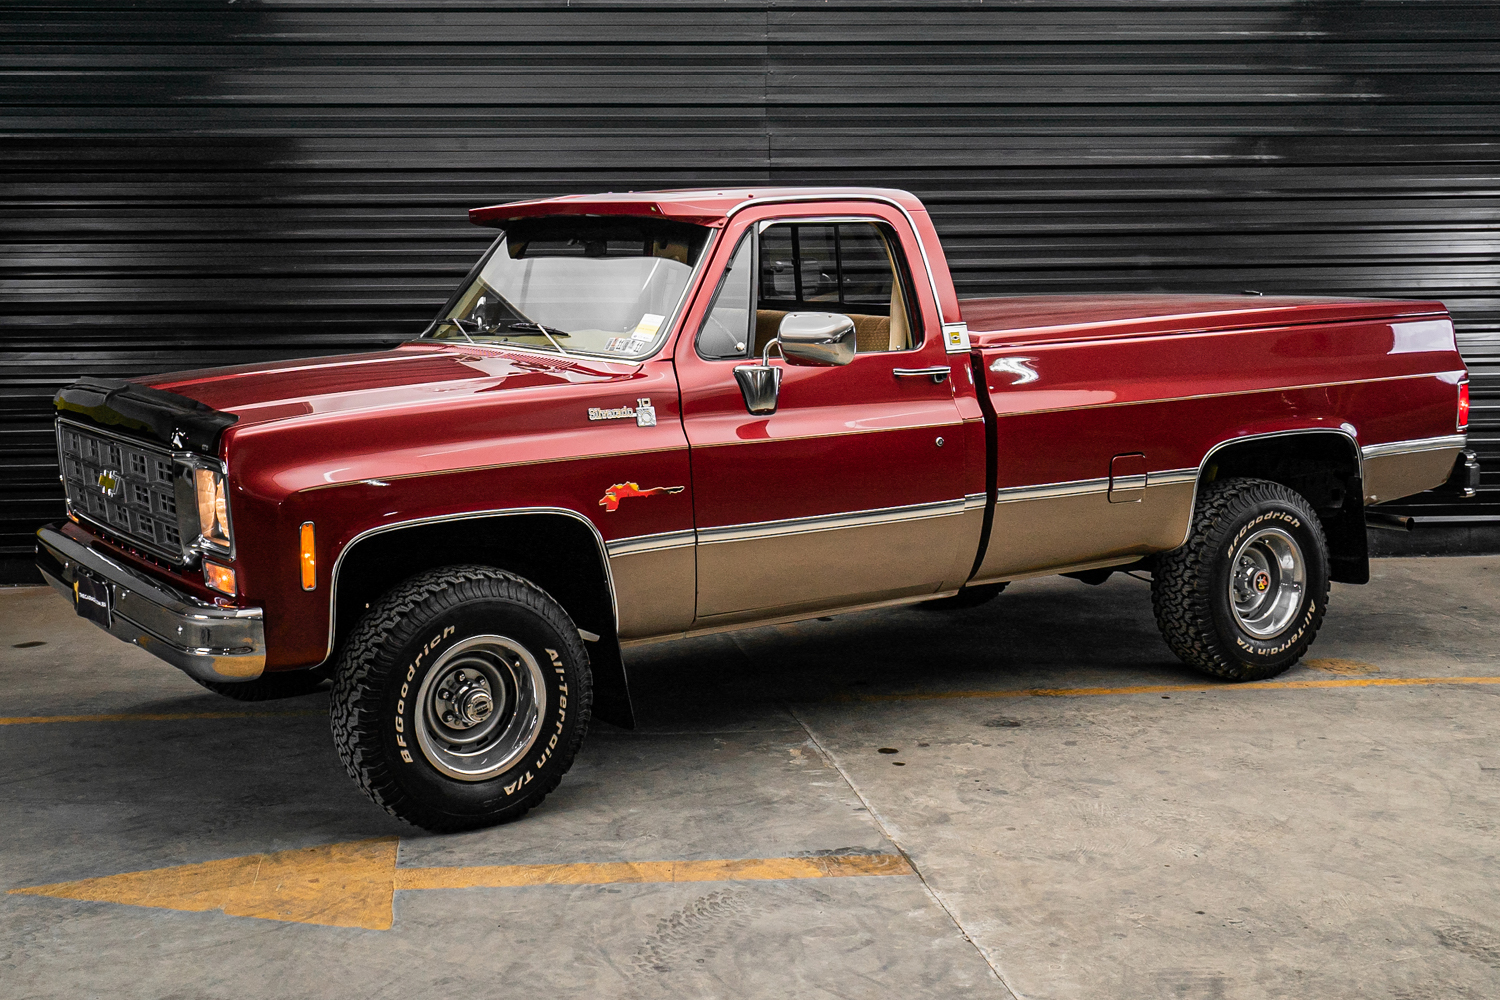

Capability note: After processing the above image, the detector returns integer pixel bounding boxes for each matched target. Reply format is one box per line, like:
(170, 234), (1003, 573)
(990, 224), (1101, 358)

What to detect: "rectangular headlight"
(192, 464), (232, 551)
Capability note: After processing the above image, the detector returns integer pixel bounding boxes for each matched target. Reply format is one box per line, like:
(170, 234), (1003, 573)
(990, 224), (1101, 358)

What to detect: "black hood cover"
(54, 377), (238, 455)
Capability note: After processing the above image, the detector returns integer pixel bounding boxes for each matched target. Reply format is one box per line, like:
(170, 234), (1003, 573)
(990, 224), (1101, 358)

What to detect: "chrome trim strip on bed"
(994, 477), (1110, 504)
(696, 498), (967, 546)
(1360, 433), (1467, 460)
(963, 492), (987, 510)
(1148, 468), (1199, 487)
(606, 529), (697, 558)
(992, 469), (1198, 506)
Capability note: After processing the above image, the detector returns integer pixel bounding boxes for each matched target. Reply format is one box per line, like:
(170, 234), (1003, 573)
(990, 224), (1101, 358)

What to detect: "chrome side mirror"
(731, 313), (855, 415)
(777, 312), (857, 367)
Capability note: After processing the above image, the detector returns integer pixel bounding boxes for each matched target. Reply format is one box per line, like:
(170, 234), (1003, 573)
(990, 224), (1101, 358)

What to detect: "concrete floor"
(2, 557), (1499, 999)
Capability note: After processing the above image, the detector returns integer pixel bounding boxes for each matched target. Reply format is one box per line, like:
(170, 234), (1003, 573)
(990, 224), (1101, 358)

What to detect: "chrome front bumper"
(35, 524), (266, 683)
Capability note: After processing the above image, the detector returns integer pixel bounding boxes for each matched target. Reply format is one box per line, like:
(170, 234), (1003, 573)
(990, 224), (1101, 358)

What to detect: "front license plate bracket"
(75, 572), (111, 629)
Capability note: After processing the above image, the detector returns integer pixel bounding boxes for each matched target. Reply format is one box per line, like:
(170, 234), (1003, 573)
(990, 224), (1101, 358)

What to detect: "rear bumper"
(35, 524), (266, 683)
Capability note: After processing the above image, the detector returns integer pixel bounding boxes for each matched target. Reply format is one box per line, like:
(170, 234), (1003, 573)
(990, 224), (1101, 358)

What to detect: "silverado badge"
(588, 398), (656, 427)
(598, 482), (685, 512)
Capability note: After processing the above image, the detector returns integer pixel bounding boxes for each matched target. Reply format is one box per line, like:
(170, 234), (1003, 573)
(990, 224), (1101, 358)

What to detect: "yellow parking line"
(394, 853), (910, 891)
(10, 839), (913, 929)
(6, 676), (1497, 725)
(0, 709), (324, 726)
(852, 675), (1500, 703)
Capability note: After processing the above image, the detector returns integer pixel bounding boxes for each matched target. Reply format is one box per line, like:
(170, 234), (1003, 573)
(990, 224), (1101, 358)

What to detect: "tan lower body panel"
(973, 481), (1195, 583)
(1362, 447), (1462, 505)
(695, 508), (980, 623)
(610, 545), (696, 640)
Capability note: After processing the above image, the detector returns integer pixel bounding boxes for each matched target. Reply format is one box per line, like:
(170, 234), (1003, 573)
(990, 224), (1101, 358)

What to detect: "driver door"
(676, 205), (980, 626)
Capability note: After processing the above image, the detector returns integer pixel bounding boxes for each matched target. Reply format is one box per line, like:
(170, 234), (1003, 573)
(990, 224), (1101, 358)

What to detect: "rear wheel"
(330, 565), (592, 832)
(1152, 478), (1330, 681)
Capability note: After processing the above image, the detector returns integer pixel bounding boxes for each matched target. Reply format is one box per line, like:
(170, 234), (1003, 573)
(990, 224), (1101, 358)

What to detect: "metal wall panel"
(4, 1), (1497, 569)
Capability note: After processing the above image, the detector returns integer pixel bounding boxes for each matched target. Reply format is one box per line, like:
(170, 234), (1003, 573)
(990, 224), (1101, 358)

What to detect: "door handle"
(893, 366), (950, 384)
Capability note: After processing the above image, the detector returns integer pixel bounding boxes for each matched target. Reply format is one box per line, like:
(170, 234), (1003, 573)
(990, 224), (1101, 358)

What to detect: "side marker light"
(1458, 380), (1470, 431)
(204, 561), (237, 597)
(299, 522), (316, 591)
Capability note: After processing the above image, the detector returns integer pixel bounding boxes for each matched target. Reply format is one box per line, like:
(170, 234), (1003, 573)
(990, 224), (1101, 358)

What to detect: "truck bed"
(960, 293), (1448, 348)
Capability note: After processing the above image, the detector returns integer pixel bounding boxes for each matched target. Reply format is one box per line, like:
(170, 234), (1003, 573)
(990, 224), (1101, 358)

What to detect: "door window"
(754, 221), (921, 356)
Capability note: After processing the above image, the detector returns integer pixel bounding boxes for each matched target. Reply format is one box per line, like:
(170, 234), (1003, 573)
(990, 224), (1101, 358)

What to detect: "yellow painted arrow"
(9, 839), (913, 931)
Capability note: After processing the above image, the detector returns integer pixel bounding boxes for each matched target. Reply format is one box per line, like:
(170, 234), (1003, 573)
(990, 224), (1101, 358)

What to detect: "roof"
(468, 187), (928, 228)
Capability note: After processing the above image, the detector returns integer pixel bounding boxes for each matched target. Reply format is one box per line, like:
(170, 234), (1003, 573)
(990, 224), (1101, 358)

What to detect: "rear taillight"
(1458, 380), (1470, 431)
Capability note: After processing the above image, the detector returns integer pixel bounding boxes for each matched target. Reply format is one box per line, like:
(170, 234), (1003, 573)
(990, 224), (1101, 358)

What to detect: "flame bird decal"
(598, 482), (685, 512)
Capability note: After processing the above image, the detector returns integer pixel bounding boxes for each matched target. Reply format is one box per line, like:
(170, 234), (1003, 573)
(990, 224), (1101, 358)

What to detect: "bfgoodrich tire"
(330, 565), (592, 832)
(1152, 478), (1330, 681)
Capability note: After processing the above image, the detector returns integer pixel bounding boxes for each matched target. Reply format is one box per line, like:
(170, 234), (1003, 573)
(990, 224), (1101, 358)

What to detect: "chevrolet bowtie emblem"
(96, 470), (121, 497)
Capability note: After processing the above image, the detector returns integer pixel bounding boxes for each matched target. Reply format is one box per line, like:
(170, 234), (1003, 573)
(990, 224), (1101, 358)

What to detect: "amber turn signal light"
(1458, 380), (1470, 431)
(299, 521), (316, 591)
(204, 560), (237, 596)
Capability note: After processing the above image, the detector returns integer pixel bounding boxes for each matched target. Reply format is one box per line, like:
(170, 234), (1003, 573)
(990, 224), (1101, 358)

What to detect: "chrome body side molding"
(1360, 433), (1467, 460)
(605, 529), (697, 558)
(993, 469), (1193, 506)
(695, 497), (968, 546)
(1360, 433), (1467, 505)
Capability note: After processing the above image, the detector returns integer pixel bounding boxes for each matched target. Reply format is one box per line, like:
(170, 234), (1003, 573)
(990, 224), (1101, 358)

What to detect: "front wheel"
(330, 565), (592, 832)
(1152, 478), (1330, 681)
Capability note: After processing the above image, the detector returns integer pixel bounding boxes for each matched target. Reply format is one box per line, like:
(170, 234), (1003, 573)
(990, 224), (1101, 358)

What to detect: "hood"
(140, 342), (642, 429)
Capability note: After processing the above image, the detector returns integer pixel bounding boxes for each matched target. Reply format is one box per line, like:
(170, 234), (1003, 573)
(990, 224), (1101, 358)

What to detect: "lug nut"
(443, 712), (455, 723)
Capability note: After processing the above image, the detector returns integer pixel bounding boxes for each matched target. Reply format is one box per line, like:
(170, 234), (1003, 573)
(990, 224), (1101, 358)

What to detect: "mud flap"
(1325, 478), (1370, 585)
(586, 635), (636, 729)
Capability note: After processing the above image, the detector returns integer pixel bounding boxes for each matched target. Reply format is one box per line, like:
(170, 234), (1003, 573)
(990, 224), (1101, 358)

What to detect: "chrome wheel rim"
(413, 635), (546, 782)
(1228, 527), (1306, 639)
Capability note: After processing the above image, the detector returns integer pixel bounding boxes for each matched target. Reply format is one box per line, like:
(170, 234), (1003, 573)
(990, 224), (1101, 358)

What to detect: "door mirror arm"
(731, 313), (857, 416)
(734, 338), (782, 415)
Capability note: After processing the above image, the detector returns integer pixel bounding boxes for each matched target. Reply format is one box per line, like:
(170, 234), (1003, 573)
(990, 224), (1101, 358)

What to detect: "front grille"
(58, 419), (184, 559)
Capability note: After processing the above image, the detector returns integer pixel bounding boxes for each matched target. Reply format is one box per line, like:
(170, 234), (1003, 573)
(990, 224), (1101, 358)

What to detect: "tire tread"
(1152, 478), (1329, 681)
(329, 565), (592, 832)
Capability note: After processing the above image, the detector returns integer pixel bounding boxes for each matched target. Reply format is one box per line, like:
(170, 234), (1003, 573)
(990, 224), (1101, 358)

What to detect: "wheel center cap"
(457, 689), (494, 726)
(1252, 571), (1271, 593)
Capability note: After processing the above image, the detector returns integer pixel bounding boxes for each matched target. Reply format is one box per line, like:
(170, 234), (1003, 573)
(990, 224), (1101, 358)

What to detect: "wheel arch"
(325, 508), (634, 727)
(1190, 427), (1369, 584)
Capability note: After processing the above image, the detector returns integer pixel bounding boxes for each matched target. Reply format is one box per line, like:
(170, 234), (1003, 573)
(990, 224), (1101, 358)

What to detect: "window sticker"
(632, 313), (665, 337)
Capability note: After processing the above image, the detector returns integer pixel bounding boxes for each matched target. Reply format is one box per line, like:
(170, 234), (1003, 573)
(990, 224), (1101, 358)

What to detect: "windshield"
(426, 216), (712, 358)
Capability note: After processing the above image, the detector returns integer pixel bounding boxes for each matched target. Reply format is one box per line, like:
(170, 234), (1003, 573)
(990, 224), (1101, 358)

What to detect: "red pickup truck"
(38, 187), (1475, 831)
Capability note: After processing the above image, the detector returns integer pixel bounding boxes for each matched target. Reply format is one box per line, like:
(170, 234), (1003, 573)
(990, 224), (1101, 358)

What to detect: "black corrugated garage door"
(3, 1), (1497, 578)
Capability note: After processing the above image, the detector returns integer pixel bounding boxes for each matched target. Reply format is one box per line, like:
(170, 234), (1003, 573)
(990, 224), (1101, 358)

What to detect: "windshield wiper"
(504, 321), (569, 338)
(502, 321), (574, 357)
